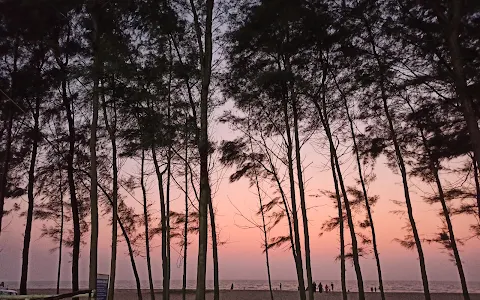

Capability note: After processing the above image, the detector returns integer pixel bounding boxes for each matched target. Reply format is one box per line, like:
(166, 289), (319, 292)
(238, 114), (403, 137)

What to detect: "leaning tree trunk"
(141, 151), (155, 300)
(263, 130), (300, 296)
(291, 90), (314, 300)
(427, 147), (470, 300)
(151, 147), (169, 300)
(383, 102), (430, 300)
(54, 28), (80, 291)
(262, 134), (297, 264)
(329, 152), (347, 300)
(88, 4), (101, 296)
(208, 198), (220, 300)
(20, 97), (40, 295)
(165, 41), (175, 300)
(97, 181), (142, 300)
(166, 151), (172, 300)
(339, 83), (385, 300)
(182, 125), (189, 300)
(249, 132), (274, 300)
(255, 174), (274, 300)
(311, 92), (365, 300)
(58, 54), (80, 291)
(120, 219), (143, 300)
(364, 17), (431, 299)
(189, 0), (214, 299)
(430, 166), (470, 300)
(101, 81), (119, 300)
(407, 100), (470, 300)
(331, 136), (365, 300)
(57, 171), (64, 295)
(281, 97), (306, 300)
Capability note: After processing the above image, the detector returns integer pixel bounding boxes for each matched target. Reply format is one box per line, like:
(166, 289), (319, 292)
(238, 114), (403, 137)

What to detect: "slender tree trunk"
(166, 154), (172, 300)
(57, 171), (64, 295)
(65, 91), (80, 292)
(118, 215), (142, 299)
(281, 97), (306, 300)
(189, 0), (214, 299)
(262, 137), (299, 294)
(332, 141), (365, 300)
(53, 28), (79, 291)
(58, 50), (80, 292)
(407, 101), (470, 300)
(291, 93), (313, 300)
(275, 57), (304, 297)
(0, 113), (13, 235)
(20, 97), (40, 295)
(151, 147), (169, 300)
(427, 146), (470, 300)
(89, 4), (101, 297)
(182, 124), (189, 300)
(165, 42), (173, 300)
(101, 82), (119, 300)
(384, 105), (431, 300)
(364, 17), (431, 299)
(249, 126), (274, 300)
(262, 137), (297, 262)
(253, 171), (274, 300)
(329, 152), (347, 300)
(311, 93), (365, 299)
(472, 154), (480, 219)
(118, 214), (142, 300)
(340, 85), (385, 300)
(208, 198), (219, 300)
(141, 151), (155, 300)
(96, 176), (142, 300)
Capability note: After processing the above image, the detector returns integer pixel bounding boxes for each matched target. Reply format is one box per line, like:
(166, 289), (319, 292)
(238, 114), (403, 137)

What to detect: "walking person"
(331, 282), (334, 292)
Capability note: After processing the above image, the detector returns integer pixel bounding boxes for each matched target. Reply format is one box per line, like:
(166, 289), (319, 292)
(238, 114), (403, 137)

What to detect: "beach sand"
(25, 290), (480, 300)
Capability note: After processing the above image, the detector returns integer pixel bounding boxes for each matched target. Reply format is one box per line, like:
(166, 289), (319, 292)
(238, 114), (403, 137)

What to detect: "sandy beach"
(24, 290), (480, 300)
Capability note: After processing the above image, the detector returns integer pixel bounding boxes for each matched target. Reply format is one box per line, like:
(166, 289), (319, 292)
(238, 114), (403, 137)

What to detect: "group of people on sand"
(297, 282), (335, 293)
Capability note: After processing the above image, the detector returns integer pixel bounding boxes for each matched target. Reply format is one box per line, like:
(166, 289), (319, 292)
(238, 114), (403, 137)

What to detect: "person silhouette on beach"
(231, 283), (234, 290)
(319, 283), (323, 293)
(371, 287), (374, 292)
(280, 283), (282, 290)
(375, 287), (377, 292)
(331, 283), (334, 291)
(325, 284), (329, 293)
(312, 282), (317, 293)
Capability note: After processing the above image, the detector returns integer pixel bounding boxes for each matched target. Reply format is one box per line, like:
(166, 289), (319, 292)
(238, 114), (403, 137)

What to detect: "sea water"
(3, 280), (480, 293)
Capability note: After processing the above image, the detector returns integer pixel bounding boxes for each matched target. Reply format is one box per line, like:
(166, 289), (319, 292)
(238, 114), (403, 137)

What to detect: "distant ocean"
(3, 280), (480, 293)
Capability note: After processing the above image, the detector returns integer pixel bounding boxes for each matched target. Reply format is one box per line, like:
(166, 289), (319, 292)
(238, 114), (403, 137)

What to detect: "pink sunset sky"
(1, 119), (480, 284)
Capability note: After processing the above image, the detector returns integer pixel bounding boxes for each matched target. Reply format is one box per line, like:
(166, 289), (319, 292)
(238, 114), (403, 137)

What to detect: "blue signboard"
(96, 274), (109, 300)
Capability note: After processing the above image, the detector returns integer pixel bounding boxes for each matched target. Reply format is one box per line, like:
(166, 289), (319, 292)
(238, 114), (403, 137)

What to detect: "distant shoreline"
(26, 289), (480, 294)
(23, 290), (480, 300)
